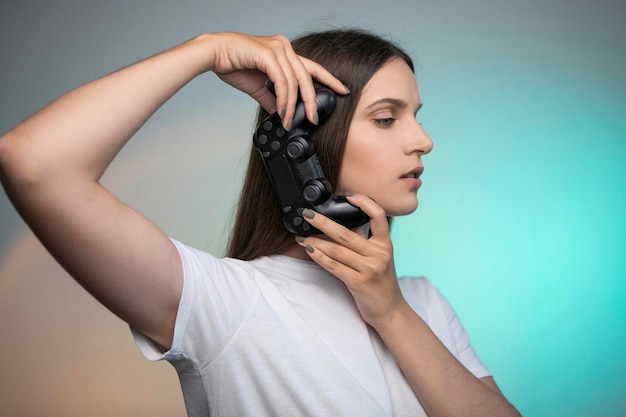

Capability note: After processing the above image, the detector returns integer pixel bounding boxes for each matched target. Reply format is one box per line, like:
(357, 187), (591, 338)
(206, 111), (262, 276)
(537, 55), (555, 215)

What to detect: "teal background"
(393, 3), (626, 416)
(1, 0), (624, 416)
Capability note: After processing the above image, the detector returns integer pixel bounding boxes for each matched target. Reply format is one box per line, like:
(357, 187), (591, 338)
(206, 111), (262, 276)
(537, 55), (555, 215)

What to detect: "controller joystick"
(253, 87), (369, 235)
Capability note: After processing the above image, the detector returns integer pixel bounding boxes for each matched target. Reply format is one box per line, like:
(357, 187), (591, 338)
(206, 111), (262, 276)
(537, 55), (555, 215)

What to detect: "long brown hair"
(227, 29), (414, 260)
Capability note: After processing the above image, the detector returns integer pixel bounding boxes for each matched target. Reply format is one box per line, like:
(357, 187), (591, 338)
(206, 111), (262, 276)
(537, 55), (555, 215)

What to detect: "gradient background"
(1, 1), (624, 416)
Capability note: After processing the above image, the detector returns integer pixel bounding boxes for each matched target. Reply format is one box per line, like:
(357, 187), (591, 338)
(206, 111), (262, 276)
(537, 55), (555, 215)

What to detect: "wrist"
(369, 298), (416, 335)
(172, 32), (220, 75)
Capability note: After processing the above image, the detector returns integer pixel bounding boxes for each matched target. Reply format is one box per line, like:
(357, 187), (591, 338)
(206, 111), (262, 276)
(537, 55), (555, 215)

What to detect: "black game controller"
(253, 87), (369, 236)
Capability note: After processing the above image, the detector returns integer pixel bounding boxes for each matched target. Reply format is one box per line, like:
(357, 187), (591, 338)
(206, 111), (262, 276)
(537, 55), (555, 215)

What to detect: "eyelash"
(374, 118), (396, 127)
(374, 118), (423, 127)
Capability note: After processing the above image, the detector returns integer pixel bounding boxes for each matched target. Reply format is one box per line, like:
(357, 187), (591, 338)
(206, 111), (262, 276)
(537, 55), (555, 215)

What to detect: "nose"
(405, 119), (433, 156)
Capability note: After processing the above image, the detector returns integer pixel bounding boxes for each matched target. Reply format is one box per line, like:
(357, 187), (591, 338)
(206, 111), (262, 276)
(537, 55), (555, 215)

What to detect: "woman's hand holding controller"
(202, 32), (350, 129)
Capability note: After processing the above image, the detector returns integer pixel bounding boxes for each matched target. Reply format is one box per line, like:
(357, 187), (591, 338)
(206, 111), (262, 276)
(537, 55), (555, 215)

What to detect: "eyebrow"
(365, 98), (423, 113)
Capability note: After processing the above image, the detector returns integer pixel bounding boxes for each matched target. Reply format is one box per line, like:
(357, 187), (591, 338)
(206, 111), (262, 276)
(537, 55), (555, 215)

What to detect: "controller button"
(283, 206), (292, 213)
(262, 151), (270, 158)
(263, 121), (273, 131)
(297, 208), (304, 216)
(303, 223), (311, 232)
(303, 184), (322, 203)
(276, 127), (286, 138)
(258, 134), (268, 145)
(271, 141), (281, 151)
(292, 217), (303, 226)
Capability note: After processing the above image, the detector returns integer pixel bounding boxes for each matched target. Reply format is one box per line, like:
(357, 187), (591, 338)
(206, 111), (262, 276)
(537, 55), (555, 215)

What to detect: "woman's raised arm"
(0, 32), (348, 350)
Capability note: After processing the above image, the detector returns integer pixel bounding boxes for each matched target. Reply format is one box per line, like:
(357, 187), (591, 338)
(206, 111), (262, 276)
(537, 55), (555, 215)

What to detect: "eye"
(374, 118), (396, 128)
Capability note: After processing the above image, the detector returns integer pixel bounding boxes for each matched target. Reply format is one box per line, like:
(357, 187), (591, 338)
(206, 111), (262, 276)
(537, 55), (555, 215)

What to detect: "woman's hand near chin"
(294, 193), (405, 328)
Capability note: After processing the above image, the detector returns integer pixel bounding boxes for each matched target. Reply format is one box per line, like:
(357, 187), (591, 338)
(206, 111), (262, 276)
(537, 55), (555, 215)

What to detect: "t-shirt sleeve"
(399, 277), (491, 379)
(131, 238), (260, 369)
(434, 283), (491, 379)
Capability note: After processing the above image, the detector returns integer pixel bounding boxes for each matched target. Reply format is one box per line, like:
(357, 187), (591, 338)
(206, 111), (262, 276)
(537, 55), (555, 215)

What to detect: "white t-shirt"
(133, 239), (490, 417)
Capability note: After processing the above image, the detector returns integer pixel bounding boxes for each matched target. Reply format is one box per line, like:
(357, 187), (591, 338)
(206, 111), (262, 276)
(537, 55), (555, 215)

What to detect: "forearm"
(0, 34), (216, 186)
(374, 302), (521, 417)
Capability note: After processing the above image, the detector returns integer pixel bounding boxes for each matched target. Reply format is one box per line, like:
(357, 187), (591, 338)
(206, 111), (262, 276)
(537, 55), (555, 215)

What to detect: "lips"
(401, 167), (423, 179)
(400, 167), (424, 190)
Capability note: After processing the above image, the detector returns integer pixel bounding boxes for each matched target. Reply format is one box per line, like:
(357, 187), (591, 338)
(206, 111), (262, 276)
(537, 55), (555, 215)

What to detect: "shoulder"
(397, 276), (441, 305)
(170, 238), (253, 275)
(397, 276), (455, 324)
(398, 276), (492, 378)
(167, 239), (263, 307)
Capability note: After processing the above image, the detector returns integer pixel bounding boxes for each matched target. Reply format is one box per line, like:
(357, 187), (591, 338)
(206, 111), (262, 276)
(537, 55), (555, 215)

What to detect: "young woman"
(0, 29), (521, 416)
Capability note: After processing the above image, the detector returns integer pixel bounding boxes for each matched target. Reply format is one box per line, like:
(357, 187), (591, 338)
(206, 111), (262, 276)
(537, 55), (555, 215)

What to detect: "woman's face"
(337, 58), (433, 216)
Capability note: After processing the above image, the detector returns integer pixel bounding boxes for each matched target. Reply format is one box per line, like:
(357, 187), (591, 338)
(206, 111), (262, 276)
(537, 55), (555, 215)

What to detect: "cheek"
(337, 141), (372, 194)
(337, 157), (386, 198)
(336, 164), (361, 195)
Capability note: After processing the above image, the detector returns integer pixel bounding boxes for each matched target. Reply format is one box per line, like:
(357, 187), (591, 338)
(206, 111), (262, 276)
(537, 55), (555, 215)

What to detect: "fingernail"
(295, 236), (305, 243)
(305, 244), (315, 253)
(311, 111), (319, 126)
(343, 84), (351, 94)
(302, 208), (315, 219)
(285, 119), (293, 131)
(280, 107), (286, 120)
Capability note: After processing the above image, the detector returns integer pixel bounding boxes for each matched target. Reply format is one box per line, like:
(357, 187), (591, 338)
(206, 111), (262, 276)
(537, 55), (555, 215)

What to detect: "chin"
(385, 199), (419, 217)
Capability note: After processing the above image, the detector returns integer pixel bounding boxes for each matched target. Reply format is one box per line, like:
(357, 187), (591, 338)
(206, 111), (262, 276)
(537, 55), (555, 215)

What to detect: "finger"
(297, 236), (361, 283)
(300, 57), (351, 96)
(244, 36), (293, 129)
(345, 194), (390, 239)
(253, 88), (278, 115)
(263, 35), (309, 130)
(278, 45), (351, 125)
(297, 58), (351, 124)
(289, 60), (317, 124)
(245, 72), (278, 114)
(299, 232), (363, 269)
(301, 209), (371, 256)
(277, 43), (319, 125)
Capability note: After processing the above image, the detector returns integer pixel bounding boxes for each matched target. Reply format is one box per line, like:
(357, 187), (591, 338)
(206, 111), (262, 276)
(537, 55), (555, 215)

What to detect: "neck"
(282, 243), (312, 260)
